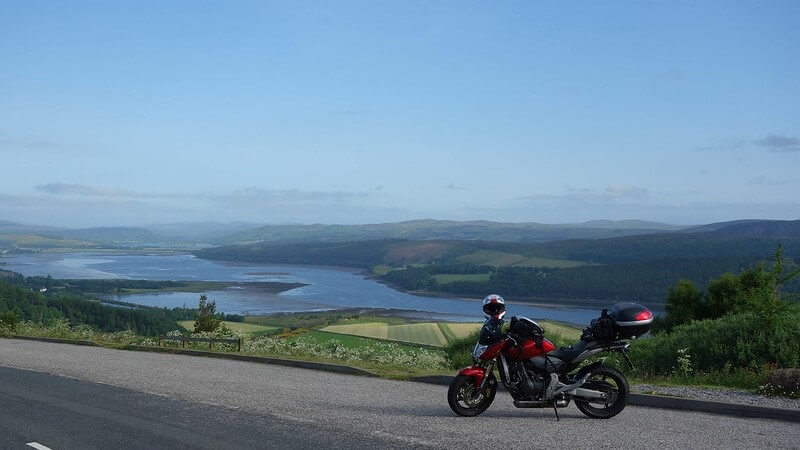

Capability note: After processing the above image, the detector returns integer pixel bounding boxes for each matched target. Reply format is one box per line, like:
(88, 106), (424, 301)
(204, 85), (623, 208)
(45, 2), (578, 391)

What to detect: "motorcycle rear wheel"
(448, 374), (497, 417)
(574, 365), (629, 419)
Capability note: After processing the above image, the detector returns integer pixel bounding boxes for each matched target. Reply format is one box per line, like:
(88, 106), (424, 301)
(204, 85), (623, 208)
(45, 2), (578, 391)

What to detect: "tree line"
(379, 255), (800, 302)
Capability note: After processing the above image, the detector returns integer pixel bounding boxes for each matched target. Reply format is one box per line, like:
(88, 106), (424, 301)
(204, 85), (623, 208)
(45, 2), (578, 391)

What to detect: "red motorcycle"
(448, 303), (653, 420)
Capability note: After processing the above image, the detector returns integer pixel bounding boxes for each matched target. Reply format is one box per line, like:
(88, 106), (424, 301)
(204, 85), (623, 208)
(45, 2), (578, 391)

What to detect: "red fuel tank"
(504, 338), (556, 361)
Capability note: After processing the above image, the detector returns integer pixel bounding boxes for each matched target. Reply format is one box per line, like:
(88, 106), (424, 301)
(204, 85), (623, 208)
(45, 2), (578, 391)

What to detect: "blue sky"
(1, 1), (798, 227)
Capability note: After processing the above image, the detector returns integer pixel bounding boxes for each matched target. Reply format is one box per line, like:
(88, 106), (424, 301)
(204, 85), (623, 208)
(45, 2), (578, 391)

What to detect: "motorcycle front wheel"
(574, 365), (629, 419)
(447, 374), (497, 417)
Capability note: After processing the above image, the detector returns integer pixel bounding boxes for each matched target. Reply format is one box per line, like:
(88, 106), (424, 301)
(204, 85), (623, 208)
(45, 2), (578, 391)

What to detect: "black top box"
(610, 302), (653, 339)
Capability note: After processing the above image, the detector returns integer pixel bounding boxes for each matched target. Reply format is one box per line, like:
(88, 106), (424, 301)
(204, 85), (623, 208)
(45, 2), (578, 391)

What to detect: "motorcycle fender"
(574, 361), (603, 380)
(458, 366), (486, 388)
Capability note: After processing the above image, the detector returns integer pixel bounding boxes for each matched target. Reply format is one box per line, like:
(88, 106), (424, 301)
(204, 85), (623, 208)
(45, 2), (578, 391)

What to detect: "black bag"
(509, 316), (544, 339)
(582, 309), (616, 341)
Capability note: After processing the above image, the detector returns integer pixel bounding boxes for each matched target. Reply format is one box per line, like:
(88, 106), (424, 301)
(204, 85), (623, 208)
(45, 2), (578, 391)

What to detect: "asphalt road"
(1, 339), (799, 449)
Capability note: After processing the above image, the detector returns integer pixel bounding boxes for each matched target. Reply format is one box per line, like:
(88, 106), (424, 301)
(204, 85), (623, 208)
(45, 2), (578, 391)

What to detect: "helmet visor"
(483, 302), (505, 316)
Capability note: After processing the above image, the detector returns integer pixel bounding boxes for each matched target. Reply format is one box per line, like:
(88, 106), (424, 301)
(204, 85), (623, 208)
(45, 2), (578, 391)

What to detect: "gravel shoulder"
(632, 383), (800, 411)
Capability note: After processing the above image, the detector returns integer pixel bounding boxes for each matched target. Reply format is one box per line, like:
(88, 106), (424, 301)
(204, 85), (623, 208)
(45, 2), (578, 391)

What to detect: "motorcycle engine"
(511, 361), (548, 400)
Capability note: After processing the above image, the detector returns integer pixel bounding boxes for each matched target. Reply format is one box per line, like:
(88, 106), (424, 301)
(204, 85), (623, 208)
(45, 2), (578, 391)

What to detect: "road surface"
(1, 339), (798, 449)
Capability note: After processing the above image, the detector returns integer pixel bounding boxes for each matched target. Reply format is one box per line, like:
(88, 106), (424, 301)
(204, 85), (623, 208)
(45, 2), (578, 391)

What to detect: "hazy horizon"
(6, 215), (786, 231)
(2, 2), (798, 228)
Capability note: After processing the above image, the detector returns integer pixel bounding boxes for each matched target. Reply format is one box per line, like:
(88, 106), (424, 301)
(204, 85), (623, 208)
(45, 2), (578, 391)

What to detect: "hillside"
(213, 219), (685, 245)
(198, 219), (800, 302)
(687, 219), (800, 238)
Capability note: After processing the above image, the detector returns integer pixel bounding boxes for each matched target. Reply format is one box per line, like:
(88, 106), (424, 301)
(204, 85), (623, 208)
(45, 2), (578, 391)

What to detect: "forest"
(0, 278), (187, 335)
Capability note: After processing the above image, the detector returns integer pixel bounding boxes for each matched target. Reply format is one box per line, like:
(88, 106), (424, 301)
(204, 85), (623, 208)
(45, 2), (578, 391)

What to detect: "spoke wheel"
(574, 365), (629, 419)
(447, 374), (496, 417)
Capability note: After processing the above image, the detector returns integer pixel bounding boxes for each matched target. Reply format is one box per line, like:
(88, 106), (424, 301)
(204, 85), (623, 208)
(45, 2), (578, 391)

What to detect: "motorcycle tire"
(574, 364), (629, 419)
(447, 374), (497, 417)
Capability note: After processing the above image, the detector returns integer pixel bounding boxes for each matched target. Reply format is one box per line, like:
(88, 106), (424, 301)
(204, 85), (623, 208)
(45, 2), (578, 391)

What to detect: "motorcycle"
(447, 302), (653, 420)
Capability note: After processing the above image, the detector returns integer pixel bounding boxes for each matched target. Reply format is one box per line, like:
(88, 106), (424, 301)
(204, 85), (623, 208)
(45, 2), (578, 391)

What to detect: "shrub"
(762, 369), (800, 398)
(0, 310), (20, 332)
(631, 310), (800, 376)
(244, 334), (447, 370)
(194, 295), (222, 333)
(443, 328), (481, 370)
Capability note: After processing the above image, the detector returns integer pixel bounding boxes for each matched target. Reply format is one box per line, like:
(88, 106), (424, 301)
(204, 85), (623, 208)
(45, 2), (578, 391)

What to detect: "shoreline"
(363, 271), (665, 313)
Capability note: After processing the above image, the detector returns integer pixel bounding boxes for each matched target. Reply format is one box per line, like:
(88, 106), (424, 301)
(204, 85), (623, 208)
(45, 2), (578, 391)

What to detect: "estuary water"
(0, 252), (604, 324)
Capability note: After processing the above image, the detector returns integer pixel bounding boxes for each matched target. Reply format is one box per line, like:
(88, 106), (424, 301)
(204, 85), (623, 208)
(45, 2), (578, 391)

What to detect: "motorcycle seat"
(547, 340), (589, 363)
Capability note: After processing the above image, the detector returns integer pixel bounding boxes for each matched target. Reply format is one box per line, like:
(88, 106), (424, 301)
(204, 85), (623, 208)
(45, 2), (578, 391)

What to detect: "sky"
(1, 1), (798, 228)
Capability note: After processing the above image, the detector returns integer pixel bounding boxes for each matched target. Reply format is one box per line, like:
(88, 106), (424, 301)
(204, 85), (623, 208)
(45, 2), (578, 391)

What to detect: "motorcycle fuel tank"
(505, 338), (556, 361)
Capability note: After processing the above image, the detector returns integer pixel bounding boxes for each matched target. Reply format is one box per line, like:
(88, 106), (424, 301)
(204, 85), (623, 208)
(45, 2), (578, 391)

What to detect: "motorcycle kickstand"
(552, 402), (559, 421)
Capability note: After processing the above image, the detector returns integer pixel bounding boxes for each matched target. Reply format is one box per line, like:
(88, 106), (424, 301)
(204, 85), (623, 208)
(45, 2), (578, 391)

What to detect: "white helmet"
(482, 294), (506, 319)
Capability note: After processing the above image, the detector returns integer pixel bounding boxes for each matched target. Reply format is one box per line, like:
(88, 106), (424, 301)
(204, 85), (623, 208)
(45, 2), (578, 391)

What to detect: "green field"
(178, 321), (279, 334)
(539, 320), (582, 340)
(296, 330), (426, 353)
(433, 273), (492, 284)
(440, 320), (581, 341)
(321, 322), (448, 347)
(371, 265), (394, 276)
(440, 322), (482, 339)
(455, 250), (584, 268)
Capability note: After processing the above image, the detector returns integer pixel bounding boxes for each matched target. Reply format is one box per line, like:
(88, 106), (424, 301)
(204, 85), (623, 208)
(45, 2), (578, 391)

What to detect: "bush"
(244, 334), (446, 370)
(763, 369), (800, 398)
(443, 329), (481, 370)
(0, 310), (20, 332)
(631, 310), (800, 376)
(194, 295), (222, 332)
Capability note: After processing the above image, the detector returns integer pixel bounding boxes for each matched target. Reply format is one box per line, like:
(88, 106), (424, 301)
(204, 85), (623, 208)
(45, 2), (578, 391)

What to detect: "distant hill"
(0, 220), (62, 235)
(571, 220), (686, 230)
(214, 219), (687, 245)
(144, 222), (263, 241)
(686, 219), (800, 238)
(198, 219), (800, 302)
(45, 227), (174, 247)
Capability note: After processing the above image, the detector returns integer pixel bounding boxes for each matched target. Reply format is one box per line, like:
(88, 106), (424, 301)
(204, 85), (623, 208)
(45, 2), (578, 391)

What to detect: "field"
(539, 320), (583, 340)
(439, 321), (582, 341)
(321, 319), (582, 347)
(178, 321), (279, 334)
(321, 322), (448, 347)
(455, 250), (584, 268)
(440, 322), (481, 339)
(432, 273), (492, 284)
(0, 234), (98, 248)
(295, 330), (426, 353)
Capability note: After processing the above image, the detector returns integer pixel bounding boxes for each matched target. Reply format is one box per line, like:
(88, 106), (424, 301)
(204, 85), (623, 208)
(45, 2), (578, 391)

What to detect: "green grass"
(455, 250), (584, 268)
(433, 273), (492, 284)
(437, 323), (457, 342)
(539, 320), (582, 341)
(321, 322), (448, 347)
(442, 322), (482, 339)
(0, 234), (98, 248)
(291, 330), (425, 353)
(371, 265), (394, 276)
(178, 321), (279, 334)
(245, 310), (410, 329)
(512, 257), (586, 268)
(629, 368), (769, 393)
